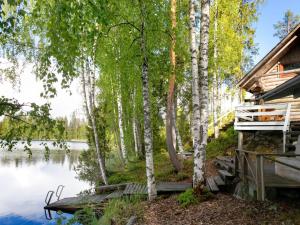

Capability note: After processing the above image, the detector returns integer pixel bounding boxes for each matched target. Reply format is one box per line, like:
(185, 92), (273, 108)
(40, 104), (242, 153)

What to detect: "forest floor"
(138, 193), (300, 225)
(101, 127), (300, 225)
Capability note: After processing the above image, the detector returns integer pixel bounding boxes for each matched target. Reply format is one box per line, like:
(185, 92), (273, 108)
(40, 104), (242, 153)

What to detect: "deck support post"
(236, 132), (243, 177)
(238, 131), (243, 150)
(256, 155), (265, 201)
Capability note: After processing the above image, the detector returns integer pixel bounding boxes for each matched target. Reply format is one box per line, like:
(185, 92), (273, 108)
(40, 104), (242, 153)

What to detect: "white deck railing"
(234, 103), (292, 152)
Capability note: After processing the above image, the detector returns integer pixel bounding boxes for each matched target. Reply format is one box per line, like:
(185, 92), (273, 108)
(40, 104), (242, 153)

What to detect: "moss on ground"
(207, 126), (237, 159)
(108, 152), (193, 184)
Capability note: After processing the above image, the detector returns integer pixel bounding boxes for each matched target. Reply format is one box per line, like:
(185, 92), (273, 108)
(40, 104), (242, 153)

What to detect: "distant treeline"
(0, 112), (87, 141)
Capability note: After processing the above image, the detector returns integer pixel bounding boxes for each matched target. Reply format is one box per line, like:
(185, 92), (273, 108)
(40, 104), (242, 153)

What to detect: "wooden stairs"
(206, 156), (235, 193)
(208, 120), (234, 142)
(286, 122), (300, 151)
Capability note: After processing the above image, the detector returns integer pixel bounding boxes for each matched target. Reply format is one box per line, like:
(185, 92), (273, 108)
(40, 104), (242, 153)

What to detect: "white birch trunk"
(142, 60), (157, 200)
(133, 116), (138, 155)
(117, 92), (127, 162)
(140, 0), (157, 200)
(173, 103), (184, 153)
(132, 90), (142, 156)
(80, 64), (108, 185)
(190, 0), (202, 186)
(196, 0), (211, 186)
(212, 0), (219, 139)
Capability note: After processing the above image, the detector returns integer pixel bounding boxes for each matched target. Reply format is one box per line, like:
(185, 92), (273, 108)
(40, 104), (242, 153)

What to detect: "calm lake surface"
(0, 141), (91, 225)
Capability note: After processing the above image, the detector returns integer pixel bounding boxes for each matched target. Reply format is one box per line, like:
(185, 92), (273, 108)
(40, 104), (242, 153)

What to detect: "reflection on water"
(0, 146), (91, 225)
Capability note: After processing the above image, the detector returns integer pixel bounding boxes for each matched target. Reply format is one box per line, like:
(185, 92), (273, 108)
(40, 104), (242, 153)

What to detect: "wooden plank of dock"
(123, 182), (192, 195)
(123, 183), (147, 195)
(44, 194), (108, 213)
(45, 182), (193, 213)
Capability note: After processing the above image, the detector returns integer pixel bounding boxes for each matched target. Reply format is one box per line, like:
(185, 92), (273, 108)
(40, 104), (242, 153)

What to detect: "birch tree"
(190, 0), (202, 186)
(194, 0), (211, 186)
(81, 59), (108, 185)
(117, 85), (127, 162)
(212, 0), (219, 139)
(139, 0), (157, 201)
(166, 0), (182, 172)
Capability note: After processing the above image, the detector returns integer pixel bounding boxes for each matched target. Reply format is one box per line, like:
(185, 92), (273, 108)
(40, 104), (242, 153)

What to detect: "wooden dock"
(44, 194), (108, 213)
(45, 182), (192, 213)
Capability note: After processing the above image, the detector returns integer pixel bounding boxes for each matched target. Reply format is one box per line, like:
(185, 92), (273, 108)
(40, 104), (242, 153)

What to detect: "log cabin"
(232, 24), (300, 201)
(238, 23), (300, 122)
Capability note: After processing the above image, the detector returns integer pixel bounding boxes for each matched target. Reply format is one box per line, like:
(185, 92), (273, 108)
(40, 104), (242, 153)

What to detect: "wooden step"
(206, 177), (219, 192)
(214, 160), (232, 172)
(214, 159), (235, 173)
(216, 156), (234, 164)
(213, 175), (225, 186)
(218, 169), (234, 183)
(286, 144), (296, 149)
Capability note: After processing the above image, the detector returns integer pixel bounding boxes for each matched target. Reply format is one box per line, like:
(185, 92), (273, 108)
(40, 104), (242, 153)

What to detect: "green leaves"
(0, 97), (68, 153)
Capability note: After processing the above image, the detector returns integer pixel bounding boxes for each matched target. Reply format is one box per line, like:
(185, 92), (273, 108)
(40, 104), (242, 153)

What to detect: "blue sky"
(253, 0), (300, 63)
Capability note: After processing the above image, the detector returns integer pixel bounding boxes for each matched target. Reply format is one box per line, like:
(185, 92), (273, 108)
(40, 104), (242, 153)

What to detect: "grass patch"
(177, 187), (214, 207)
(108, 152), (193, 184)
(207, 126), (237, 159)
(177, 188), (198, 207)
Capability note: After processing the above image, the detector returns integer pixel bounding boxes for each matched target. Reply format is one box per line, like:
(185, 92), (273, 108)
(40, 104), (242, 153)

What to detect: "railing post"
(256, 155), (265, 201)
(283, 131), (286, 153)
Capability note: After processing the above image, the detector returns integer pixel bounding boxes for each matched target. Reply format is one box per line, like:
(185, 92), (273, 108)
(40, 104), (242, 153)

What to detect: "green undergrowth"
(56, 207), (98, 225)
(99, 196), (143, 225)
(207, 126), (237, 159)
(108, 126), (236, 185)
(177, 187), (214, 207)
(55, 197), (143, 225)
(108, 151), (193, 185)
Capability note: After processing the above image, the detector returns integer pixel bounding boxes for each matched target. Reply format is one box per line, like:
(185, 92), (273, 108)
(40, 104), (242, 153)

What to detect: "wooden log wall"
(266, 97), (300, 121)
(259, 73), (298, 92)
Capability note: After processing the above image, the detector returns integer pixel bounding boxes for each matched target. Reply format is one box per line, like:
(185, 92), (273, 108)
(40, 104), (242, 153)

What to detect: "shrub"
(177, 188), (198, 207)
(178, 187), (215, 208)
(99, 196), (143, 225)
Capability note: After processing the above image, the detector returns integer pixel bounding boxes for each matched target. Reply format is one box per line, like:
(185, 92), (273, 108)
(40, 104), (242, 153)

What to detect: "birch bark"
(80, 62), (108, 185)
(117, 92), (127, 162)
(212, 0), (219, 138)
(190, 0), (202, 186)
(132, 89), (142, 156)
(139, 0), (157, 200)
(196, 0), (211, 186)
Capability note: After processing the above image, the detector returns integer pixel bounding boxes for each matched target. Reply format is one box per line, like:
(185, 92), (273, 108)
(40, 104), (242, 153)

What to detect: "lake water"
(0, 141), (91, 225)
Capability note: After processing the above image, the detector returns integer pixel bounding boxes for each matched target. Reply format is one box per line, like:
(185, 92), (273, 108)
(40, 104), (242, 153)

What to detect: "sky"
(0, 62), (84, 119)
(0, 0), (300, 118)
(253, 0), (300, 63)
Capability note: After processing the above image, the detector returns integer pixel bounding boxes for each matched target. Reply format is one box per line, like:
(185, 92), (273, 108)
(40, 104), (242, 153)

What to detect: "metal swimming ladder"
(45, 185), (65, 205)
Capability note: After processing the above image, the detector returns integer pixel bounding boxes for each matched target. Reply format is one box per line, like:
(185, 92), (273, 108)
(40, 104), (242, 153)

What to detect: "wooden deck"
(238, 158), (300, 188)
(263, 163), (300, 188)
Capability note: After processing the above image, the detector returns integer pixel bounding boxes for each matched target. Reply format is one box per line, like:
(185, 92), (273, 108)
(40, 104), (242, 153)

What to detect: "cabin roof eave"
(238, 24), (300, 90)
